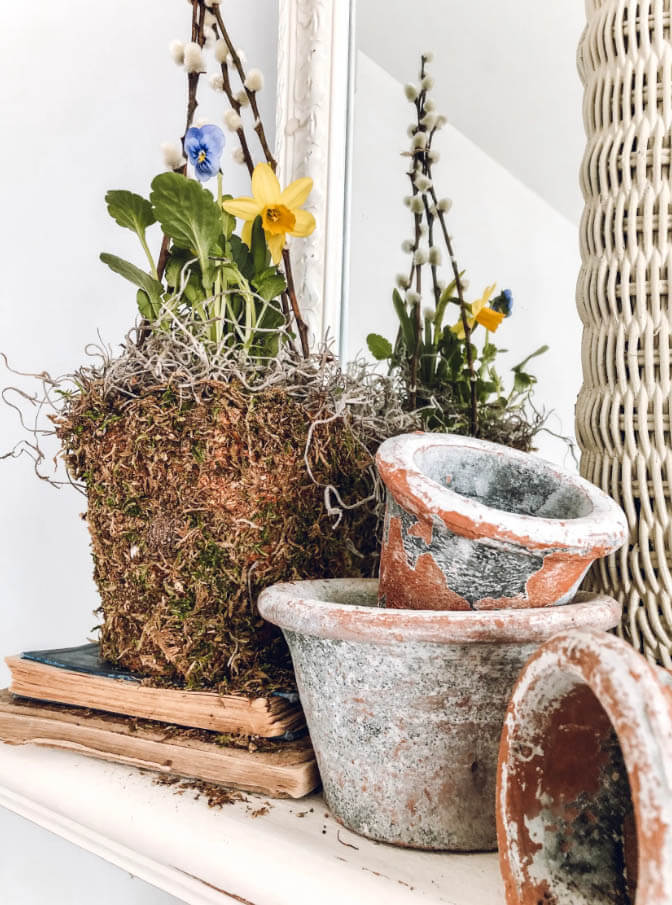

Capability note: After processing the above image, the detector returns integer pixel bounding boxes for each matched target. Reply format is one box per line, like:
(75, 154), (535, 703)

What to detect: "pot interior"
(296, 582), (380, 608)
(506, 676), (637, 904)
(415, 446), (593, 519)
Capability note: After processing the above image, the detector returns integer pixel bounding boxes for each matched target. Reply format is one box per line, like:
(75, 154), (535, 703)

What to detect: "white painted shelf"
(0, 744), (504, 905)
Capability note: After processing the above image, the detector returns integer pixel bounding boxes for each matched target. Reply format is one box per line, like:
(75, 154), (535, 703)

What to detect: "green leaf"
(251, 216), (269, 275)
(510, 345), (547, 399)
(254, 273), (287, 302)
(367, 333), (393, 361)
(105, 190), (155, 236)
(220, 194), (236, 239)
(100, 253), (163, 318)
(513, 371), (537, 393)
(436, 358), (449, 383)
(136, 289), (155, 321)
(149, 172), (221, 283)
(512, 345), (549, 374)
(480, 341), (498, 368)
(251, 302), (286, 358)
(437, 276), (461, 306)
(229, 234), (252, 276)
(163, 249), (209, 307)
(434, 295), (453, 333)
(392, 290), (415, 352)
(424, 312), (433, 347)
(255, 266), (280, 283)
(164, 249), (192, 290)
(438, 273), (462, 307)
(477, 380), (498, 399)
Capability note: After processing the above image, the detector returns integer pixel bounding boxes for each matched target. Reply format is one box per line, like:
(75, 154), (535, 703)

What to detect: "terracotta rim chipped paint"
(497, 628), (672, 905)
(376, 433), (628, 610)
(259, 579), (622, 644)
(258, 579), (621, 851)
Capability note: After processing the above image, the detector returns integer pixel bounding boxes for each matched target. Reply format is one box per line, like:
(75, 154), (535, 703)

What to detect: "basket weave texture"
(577, 0), (672, 667)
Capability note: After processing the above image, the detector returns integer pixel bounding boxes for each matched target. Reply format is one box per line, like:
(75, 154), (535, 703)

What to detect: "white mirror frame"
(275, 0), (355, 353)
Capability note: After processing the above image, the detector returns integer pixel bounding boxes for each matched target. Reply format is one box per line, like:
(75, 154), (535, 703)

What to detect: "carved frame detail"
(275, 0), (354, 350)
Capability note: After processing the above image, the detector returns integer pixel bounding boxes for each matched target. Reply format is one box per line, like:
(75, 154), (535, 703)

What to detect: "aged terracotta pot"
(258, 579), (621, 850)
(376, 432), (628, 611)
(497, 628), (672, 905)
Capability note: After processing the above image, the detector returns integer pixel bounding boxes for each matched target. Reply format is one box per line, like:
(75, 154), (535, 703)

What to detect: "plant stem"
(213, 172), (224, 342)
(211, 4), (308, 357)
(139, 233), (158, 280)
(408, 185), (422, 410)
(428, 185), (478, 435)
(282, 248), (310, 358)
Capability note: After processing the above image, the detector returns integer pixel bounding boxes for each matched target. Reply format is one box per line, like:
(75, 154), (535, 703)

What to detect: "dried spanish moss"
(2, 304), (546, 693)
(3, 311), (421, 693)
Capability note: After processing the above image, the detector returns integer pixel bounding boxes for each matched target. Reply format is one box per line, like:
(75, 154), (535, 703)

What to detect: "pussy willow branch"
(282, 249), (310, 358)
(414, 54), (478, 436)
(210, 1), (309, 357)
(405, 55), (429, 410)
(407, 167), (422, 410)
(157, 0), (206, 285)
(185, 0), (206, 134)
(420, 124), (441, 306)
(427, 180), (478, 436)
(215, 48), (255, 175)
(210, 18), (294, 348)
(211, 4), (277, 169)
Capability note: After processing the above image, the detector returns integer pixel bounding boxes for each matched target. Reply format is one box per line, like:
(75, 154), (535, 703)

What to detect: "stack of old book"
(1, 644), (318, 798)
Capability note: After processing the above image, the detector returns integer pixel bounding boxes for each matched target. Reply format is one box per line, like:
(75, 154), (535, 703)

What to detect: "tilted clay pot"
(376, 433), (628, 611)
(497, 629), (672, 905)
(258, 579), (621, 851)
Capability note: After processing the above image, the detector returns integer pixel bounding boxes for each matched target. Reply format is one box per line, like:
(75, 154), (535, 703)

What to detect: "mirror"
(338, 0), (586, 463)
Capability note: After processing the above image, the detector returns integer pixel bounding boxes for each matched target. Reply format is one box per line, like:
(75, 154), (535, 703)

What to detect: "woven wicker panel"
(577, 0), (672, 668)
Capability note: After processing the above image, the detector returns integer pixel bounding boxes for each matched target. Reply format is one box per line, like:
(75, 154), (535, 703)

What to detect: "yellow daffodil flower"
(451, 283), (505, 339)
(222, 162), (316, 264)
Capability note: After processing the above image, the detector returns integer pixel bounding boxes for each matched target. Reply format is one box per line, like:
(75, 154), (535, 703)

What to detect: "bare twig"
(156, 0), (206, 289)
(213, 26), (255, 176)
(211, 5), (277, 171)
(282, 249), (310, 358)
(411, 52), (478, 435)
(210, 4), (308, 357)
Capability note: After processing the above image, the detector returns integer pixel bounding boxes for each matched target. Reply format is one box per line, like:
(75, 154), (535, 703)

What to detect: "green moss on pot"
(56, 380), (379, 693)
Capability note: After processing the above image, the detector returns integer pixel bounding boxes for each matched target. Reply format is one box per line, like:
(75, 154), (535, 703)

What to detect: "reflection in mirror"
(342, 1), (586, 464)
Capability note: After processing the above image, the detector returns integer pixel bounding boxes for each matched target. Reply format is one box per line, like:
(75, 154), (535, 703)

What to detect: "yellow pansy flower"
(451, 284), (505, 339)
(222, 162), (316, 265)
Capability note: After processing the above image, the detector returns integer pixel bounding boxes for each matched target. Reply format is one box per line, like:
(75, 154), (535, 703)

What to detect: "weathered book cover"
(6, 644), (304, 739)
(0, 691), (318, 799)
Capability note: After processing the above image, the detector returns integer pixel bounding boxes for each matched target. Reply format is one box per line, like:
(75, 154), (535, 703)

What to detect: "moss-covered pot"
(257, 578), (621, 850)
(497, 629), (672, 905)
(376, 433), (628, 611)
(57, 381), (378, 692)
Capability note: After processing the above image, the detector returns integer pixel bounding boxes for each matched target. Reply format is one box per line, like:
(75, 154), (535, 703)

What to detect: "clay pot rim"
(258, 579), (621, 644)
(376, 432), (628, 554)
(496, 628), (672, 905)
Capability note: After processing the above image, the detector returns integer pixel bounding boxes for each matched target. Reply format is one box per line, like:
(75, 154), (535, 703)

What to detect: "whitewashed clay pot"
(376, 433), (628, 611)
(258, 579), (621, 851)
(497, 629), (672, 904)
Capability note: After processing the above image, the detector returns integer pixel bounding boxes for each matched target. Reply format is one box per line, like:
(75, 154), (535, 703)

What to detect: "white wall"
(0, 810), (181, 905)
(356, 0), (586, 224)
(0, 1), (277, 902)
(0, 3), (585, 902)
(347, 53), (581, 467)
